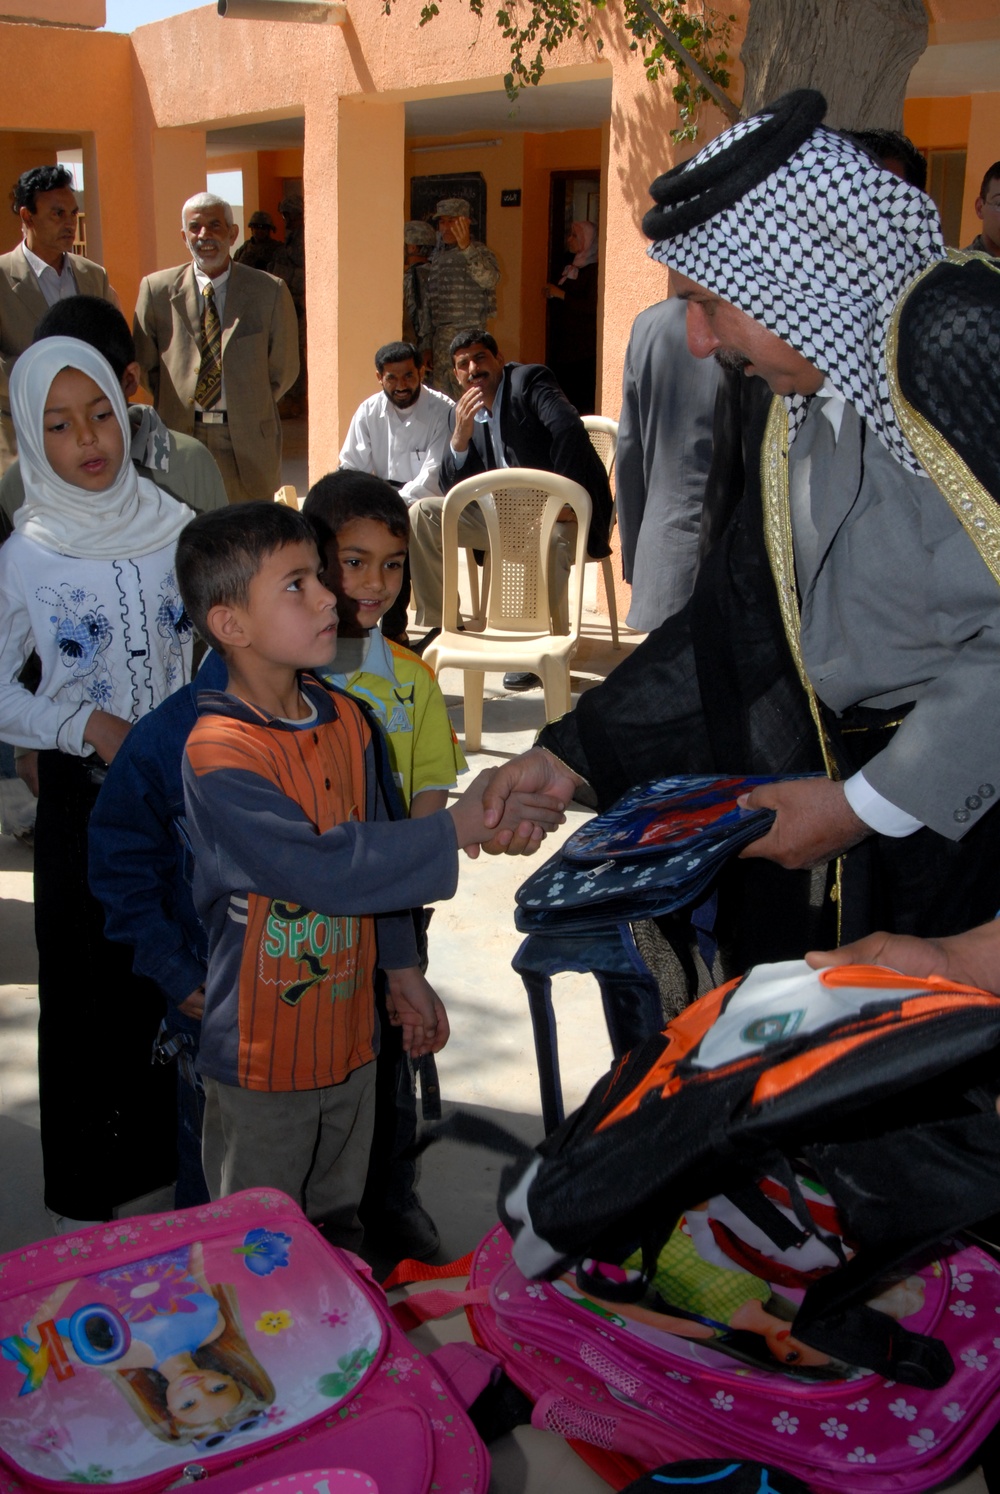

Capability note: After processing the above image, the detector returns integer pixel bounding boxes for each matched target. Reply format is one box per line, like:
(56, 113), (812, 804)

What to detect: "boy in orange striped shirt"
(176, 503), (563, 1243)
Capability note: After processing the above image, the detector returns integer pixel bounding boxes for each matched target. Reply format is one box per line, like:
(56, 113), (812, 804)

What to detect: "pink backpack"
(452, 1222), (1000, 1493)
(0, 1189), (489, 1494)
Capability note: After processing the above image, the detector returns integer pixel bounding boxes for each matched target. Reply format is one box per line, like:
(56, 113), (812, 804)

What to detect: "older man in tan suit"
(0, 165), (115, 473)
(133, 192), (299, 504)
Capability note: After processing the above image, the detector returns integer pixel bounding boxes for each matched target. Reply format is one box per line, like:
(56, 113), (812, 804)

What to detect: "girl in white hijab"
(0, 336), (193, 1234)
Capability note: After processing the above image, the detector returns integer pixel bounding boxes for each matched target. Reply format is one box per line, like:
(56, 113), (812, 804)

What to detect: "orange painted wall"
(903, 91), (1000, 247)
(4, 0), (103, 24)
(0, 21), (143, 315)
(964, 93), (1000, 245)
(904, 94), (973, 149)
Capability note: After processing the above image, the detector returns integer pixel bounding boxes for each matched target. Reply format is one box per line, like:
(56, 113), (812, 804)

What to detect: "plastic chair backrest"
(582, 415), (619, 481)
(440, 468), (591, 637)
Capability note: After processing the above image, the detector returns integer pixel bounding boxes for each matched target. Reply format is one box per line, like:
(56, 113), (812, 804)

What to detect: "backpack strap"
(791, 1298), (954, 1388)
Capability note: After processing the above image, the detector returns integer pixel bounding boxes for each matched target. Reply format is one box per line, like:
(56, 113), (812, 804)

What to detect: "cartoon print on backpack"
(556, 1198), (927, 1383)
(5, 1243), (275, 1445)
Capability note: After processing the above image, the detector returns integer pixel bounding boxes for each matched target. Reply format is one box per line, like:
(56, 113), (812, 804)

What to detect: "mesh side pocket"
(580, 1340), (643, 1399)
(540, 1396), (617, 1449)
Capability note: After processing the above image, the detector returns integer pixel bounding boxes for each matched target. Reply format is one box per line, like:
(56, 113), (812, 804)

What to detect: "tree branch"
(632, 0), (741, 122)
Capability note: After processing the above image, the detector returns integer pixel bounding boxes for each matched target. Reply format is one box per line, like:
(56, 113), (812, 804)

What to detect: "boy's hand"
(179, 985), (206, 1020)
(480, 748), (583, 854)
(448, 768), (566, 858)
(385, 967), (450, 1057)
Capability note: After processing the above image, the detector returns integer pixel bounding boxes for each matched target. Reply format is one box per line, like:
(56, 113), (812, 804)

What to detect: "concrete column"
(305, 91), (406, 485)
(150, 129), (208, 272)
(962, 92), (1000, 247)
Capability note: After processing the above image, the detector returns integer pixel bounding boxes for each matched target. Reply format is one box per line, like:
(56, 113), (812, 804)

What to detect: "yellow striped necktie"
(195, 282), (222, 409)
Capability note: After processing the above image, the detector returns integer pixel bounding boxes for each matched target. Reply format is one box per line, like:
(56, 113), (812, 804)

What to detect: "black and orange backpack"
(492, 959), (1000, 1387)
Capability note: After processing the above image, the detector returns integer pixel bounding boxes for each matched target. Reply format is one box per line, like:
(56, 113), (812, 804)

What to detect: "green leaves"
(384, 0), (737, 138)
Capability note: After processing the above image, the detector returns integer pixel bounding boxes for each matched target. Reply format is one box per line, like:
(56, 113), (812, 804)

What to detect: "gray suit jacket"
(792, 400), (1000, 840)
(616, 297), (720, 632)
(0, 245), (113, 466)
(133, 260), (298, 500)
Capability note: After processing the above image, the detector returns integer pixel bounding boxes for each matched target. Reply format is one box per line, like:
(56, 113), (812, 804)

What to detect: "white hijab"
(10, 337), (193, 559)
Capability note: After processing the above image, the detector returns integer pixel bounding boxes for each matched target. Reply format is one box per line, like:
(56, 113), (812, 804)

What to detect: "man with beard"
(133, 193), (298, 504)
(339, 339), (454, 640)
(479, 91), (1000, 972)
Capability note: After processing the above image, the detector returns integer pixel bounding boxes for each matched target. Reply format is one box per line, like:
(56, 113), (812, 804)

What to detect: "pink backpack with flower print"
(0, 1190), (489, 1494)
(458, 1221), (1000, 1493)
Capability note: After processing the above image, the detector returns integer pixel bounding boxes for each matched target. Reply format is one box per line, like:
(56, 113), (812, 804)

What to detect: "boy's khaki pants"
(201, 1061), (376, 1249)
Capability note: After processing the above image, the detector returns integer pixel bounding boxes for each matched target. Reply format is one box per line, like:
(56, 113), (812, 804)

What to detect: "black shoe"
(365, 1202), (440, 1262)
(503, 671), (541, 691)
(410, 627), (441, 656)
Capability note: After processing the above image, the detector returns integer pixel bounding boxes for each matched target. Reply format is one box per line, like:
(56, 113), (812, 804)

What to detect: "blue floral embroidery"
(156, 570), (193, 688)
(38, 585), (114, 705)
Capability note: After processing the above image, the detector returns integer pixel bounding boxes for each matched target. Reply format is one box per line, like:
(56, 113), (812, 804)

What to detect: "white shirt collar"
(21, 241), (73, 283)
(193, 262), (231, 294)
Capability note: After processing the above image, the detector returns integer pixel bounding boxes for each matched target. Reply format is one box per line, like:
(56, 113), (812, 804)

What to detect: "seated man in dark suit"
(408, 329), (614, 690)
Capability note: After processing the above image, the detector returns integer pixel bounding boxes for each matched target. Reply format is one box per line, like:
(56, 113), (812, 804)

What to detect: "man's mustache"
(713, 349), (751, 373)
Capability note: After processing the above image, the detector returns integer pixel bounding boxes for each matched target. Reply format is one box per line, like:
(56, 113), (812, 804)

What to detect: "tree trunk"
(740, 0), (928, 130)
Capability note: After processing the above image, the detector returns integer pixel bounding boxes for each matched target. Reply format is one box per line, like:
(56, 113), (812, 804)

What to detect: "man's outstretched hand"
(807, 920), (1000, 995)
(738, 777), (870, 870)
(480, 746), (585, 855)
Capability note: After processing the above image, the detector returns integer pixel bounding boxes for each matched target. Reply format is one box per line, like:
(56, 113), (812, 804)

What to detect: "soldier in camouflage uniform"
(403, 220), (435, 364)
(233, 210), (282, 271)
(424, 197), (500, 398)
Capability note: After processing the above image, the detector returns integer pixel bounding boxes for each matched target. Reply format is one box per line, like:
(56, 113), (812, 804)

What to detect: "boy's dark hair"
(449, 328), (498, 362)
(845, 129), (927, 190)
(176, 502), (317, 649)
(980, 161), (1000, 201)
(33, 296), (135, 382)
(302, 470), (409, 555)
(375, 340), (420, 374)
(11, 165), (74, 216)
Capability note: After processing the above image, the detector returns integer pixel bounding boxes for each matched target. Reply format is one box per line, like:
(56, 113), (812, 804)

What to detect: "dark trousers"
(34, 751), (176, 1219)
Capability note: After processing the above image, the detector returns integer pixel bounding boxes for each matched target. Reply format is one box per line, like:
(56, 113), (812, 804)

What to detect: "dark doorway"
(544, 170), (600, 413)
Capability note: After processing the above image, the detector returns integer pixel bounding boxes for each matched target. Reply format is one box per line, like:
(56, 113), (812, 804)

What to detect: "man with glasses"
(967, 161), (1000, 258)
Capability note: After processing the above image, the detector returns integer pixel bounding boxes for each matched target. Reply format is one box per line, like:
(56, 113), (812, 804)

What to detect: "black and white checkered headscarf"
(643, 91), (946, 473)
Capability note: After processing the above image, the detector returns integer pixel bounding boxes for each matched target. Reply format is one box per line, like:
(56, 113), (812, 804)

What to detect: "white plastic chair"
(581, 415), (620, 649)
(423, 468), (592, 753)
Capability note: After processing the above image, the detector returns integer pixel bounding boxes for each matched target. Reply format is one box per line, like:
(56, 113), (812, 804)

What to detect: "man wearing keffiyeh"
(483, 90), (1000, 967)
